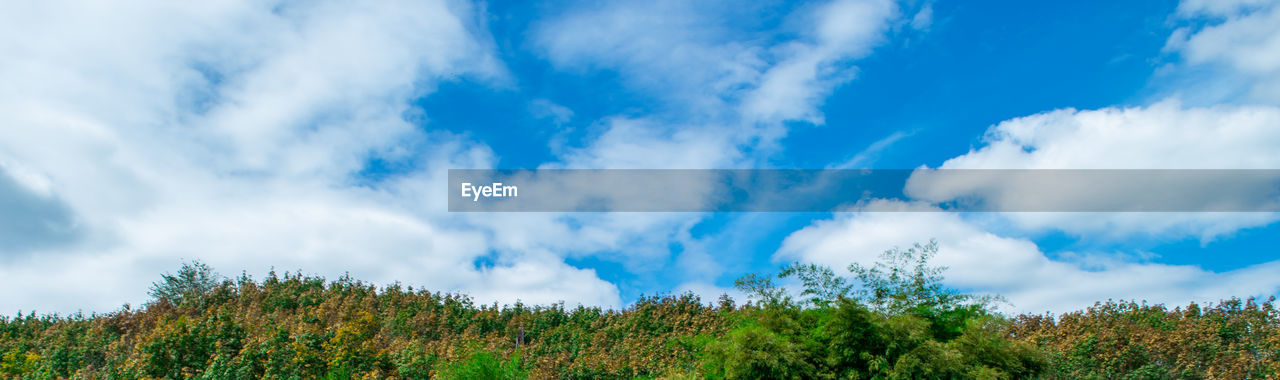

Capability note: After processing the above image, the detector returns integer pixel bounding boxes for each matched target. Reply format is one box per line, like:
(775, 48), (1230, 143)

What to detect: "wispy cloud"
(828, 129), (915, 169)
(1167, 0), (1280, 103)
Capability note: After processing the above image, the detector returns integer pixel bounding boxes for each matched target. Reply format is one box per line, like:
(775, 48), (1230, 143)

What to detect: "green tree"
(149, 260), (222, 307)
(717, 240), (1037, 379)
(850, 240), (1001, 341)
(734, 273), (792, 309)
(778, 262), (853, 308)
(848, 239), (965, 313)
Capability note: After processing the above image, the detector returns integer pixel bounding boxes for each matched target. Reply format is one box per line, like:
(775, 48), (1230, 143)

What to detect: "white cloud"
(776, 200), (1280, 314)
(0, 0), (623, 315)
(537, 0), (901, 151)
(463, 211), (700, 273)
(528, 99), (574, 125)
(909, 3), (933, 31)
(552, 118), (745, 169)
(535, 0), (767, 114)
(829, 130), (913, 168)
(469, 257), (621, 307)
(908, 100), (1280, 240)
(939, 101), (1280, 169)
(1176, 0), (1277, 18)
(1168, 0), (1280, 103)
(742, 0), (898, 125)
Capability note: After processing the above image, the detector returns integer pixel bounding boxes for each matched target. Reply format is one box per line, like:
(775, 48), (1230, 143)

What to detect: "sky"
(2, 0), (1280, 316)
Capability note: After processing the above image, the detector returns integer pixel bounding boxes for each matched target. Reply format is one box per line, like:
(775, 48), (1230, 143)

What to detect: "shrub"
(437, 348), (526, 380)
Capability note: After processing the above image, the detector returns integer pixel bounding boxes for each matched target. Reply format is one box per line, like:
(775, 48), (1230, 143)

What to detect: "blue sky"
(2, 0), (1279, 315)
(425, 0), (1176, 169)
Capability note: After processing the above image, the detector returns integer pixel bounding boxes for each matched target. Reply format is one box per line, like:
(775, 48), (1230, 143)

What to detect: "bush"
(437, 348), (526, 380)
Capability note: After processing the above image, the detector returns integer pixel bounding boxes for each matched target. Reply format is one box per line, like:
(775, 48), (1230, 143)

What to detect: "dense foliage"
(1012, 298), (1280, 378)
(2, 242), (1276, 379)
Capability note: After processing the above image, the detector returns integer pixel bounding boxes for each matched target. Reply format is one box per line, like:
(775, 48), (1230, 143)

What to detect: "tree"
(149, 260), (222, 307)
(778, 262), (853, 308)
(721, 240), (1036, 378)
(849, 239), (968, 313)
(733, 273), (792, 309)
(849, 240), (1004, 341)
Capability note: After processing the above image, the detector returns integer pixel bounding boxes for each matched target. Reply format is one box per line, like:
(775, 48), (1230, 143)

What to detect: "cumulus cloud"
(0, 0), (622, 315)
(776, 200), (1280, 314)
(905, 100), (1280, 240)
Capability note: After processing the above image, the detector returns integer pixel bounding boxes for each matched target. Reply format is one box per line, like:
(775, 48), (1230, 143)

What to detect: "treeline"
(1, 241), (1277, 379)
